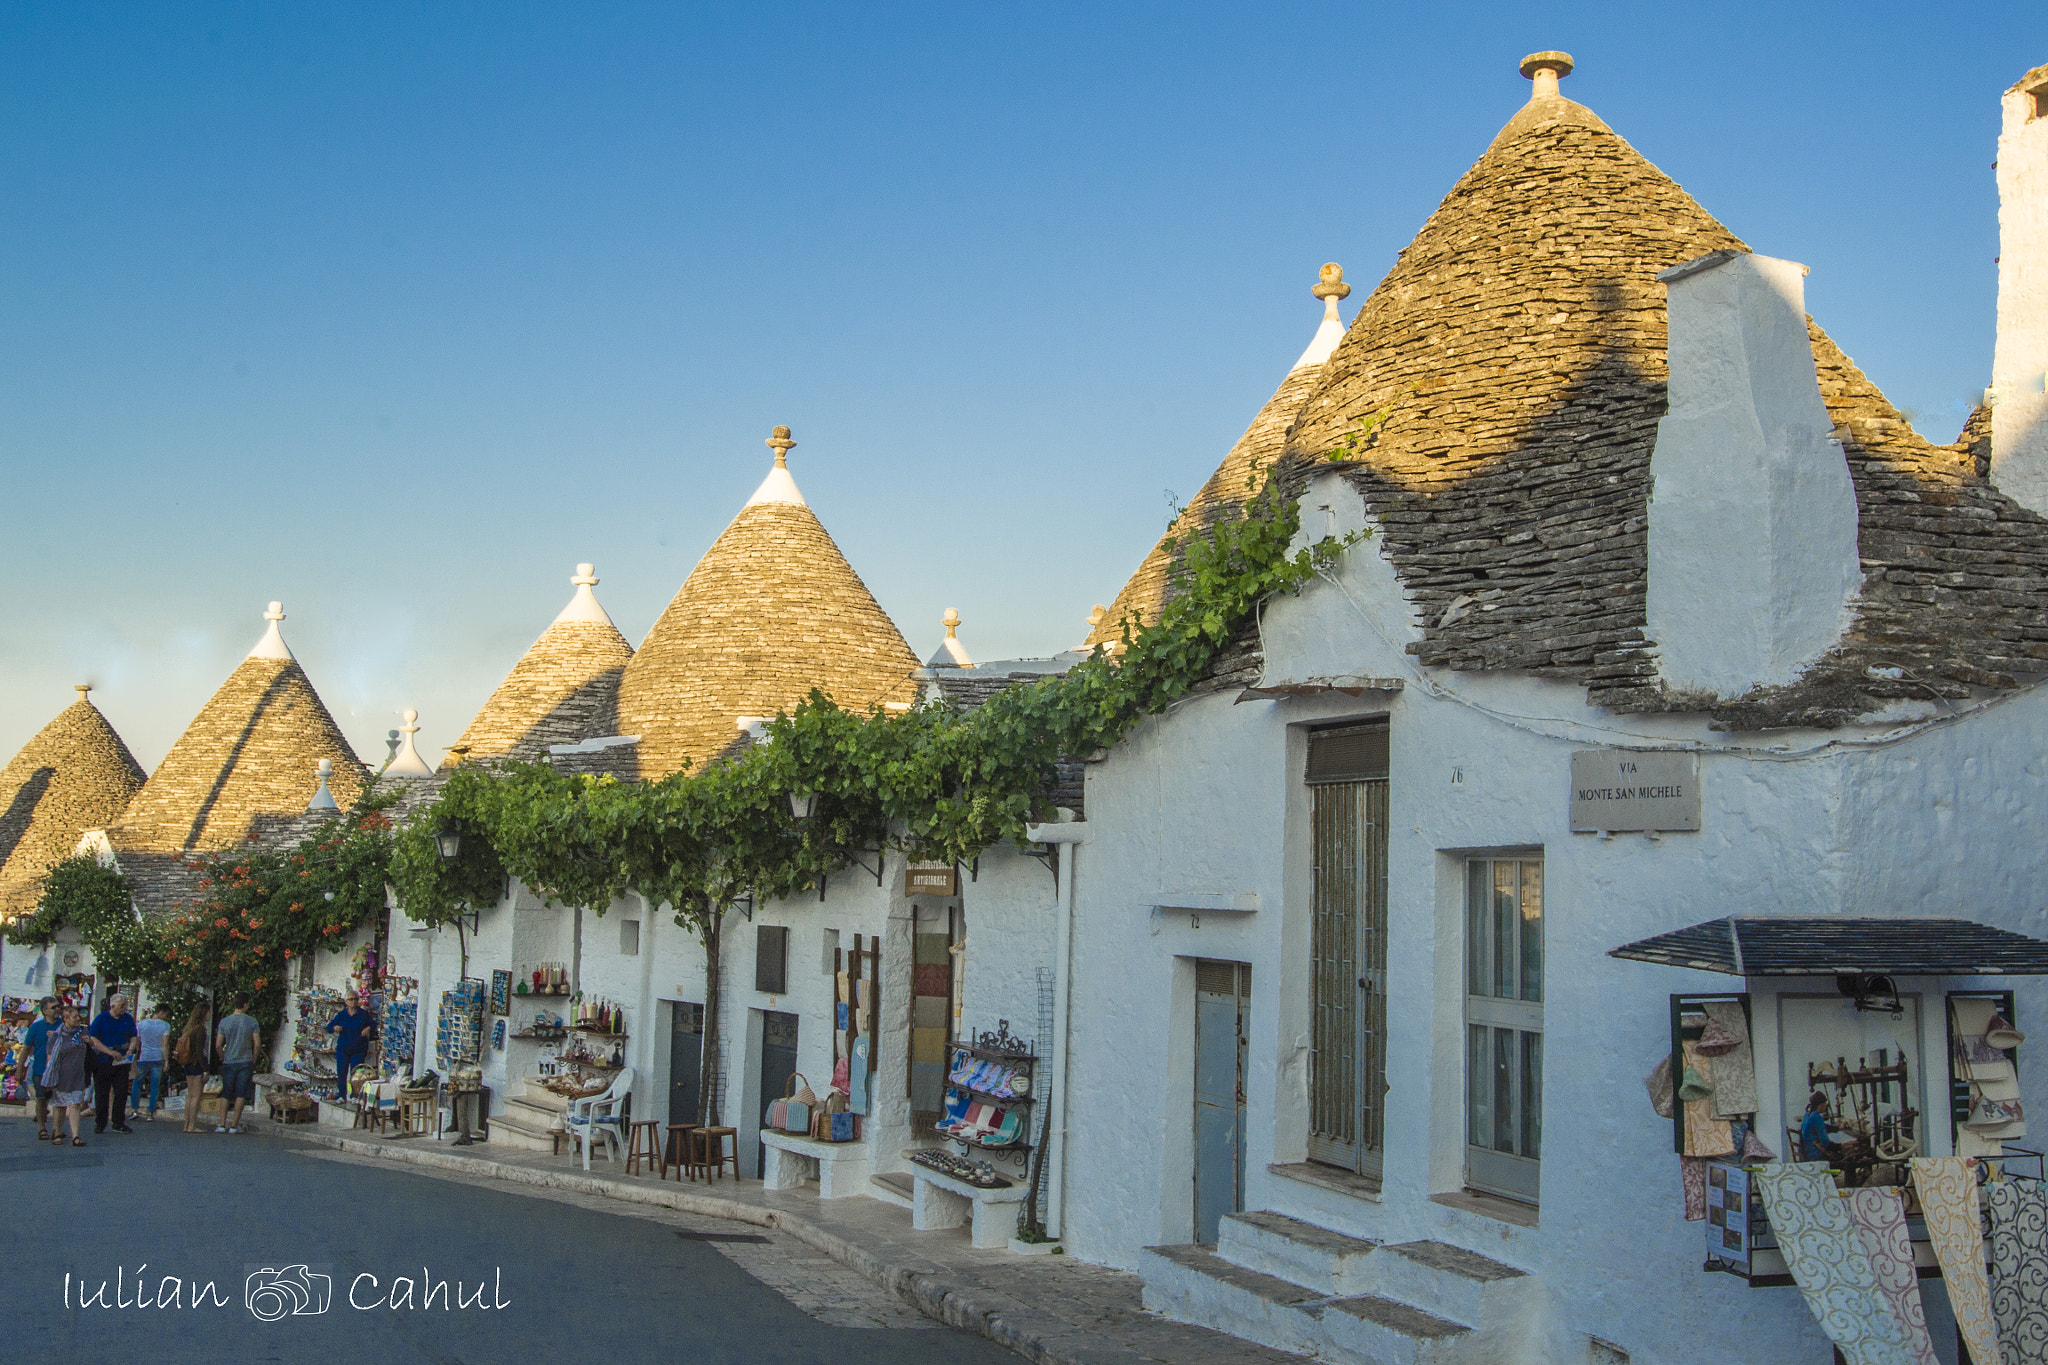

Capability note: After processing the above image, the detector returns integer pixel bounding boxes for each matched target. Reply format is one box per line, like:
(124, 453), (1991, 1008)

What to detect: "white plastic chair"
(564, 1069), (633, 1170)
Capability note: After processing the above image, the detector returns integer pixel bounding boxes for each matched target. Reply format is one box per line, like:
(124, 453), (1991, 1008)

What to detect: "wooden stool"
(675, 1129), (708, 1178)
(693, 1126), (739, 1182)
(397, 1089), (435, 1137)
(625, 1119), (664, 1177)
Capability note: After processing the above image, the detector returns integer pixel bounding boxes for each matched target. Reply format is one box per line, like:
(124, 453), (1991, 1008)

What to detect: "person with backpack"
(175, 1004), (211, 1134)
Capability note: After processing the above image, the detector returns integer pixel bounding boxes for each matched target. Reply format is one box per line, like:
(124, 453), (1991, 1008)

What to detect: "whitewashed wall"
(1058, 472), (2048, 1364)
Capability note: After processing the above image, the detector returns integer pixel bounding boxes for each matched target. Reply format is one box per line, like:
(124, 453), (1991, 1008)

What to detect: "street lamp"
(435, 822), (461, 860)
(788, 791), (815, 821)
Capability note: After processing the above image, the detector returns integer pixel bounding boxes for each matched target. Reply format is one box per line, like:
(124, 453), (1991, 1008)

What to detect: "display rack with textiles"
(436, 978), (484, 1071)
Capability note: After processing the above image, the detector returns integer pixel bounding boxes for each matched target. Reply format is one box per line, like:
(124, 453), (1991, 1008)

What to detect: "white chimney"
(1991, 63), (2048, 513)
(1645, 250), (1862, 699)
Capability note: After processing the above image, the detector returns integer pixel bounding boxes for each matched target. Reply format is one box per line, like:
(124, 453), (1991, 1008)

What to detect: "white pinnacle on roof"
(927, 608), (974, 667)
(307, 757), (339, 812)
(386, 708), (435, 777)
(553, 563), (617, 626)
(744, 425), (808, 507)
(1292, 263), (1354, 372)
(248, 601), (294, 660)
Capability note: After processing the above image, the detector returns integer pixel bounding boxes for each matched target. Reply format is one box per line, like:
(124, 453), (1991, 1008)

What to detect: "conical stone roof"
(109, 603), (366, 911)
(0, 688), (145, 922)
(616, 428), (920, 780)
(1087, 266), (1352, 649)
(445, 564), (633, 768)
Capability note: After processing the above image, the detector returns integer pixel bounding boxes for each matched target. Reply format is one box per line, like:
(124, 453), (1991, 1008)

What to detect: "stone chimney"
(1645, 250), (1861, 698)
(1991, 63), (2048, 513)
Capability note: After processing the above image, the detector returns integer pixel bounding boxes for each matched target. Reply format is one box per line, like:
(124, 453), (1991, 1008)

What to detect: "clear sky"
(0, 2), (2033, 770)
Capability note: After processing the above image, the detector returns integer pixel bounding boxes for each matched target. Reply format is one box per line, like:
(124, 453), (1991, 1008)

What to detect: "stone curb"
(262, 1122), (1117, 1365)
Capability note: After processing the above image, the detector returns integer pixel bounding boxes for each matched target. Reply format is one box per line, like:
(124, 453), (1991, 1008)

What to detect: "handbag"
(782, 1072), (818, 1135)
(811, 1089), (853, 1142)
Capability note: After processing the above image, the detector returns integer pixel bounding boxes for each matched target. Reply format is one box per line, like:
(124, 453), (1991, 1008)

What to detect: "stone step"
(869, 1172), (913, 1209)
(1218, 1209), (1380, 1297)
(504, 1095), (564, 1126)
(1315, 1295), (1475, 1365)
(488, 1110), (562, 1153)
(1372, 1241), (1533, 1334)
(515, 1082), (568, 1113)
(1139, 1245), (1325, 1358)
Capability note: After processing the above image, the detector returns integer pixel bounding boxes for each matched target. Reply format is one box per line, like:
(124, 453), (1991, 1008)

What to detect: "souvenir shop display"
(380, 978), (418, 1081)
(832, 934), (880, 1117)
(909, 1147), (1012, 1188)
(492, 1018), (507, 1051)
(52, 973), (93, 1012)
(523, 962), (570, 995)
(435, 978), (485, 1071)
(939, 1021), (1036, 1153)
(573, 994), (626, 1033)
(288, 986), (346, 1098)
(512, 1010), (566, 1041)
(489, 970), (512, 1016)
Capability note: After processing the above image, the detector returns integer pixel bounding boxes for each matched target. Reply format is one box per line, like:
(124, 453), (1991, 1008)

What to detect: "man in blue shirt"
(13, 997), (60, 1140)
(88, 993), (139, 1134)
(326, 991), (378, 1100)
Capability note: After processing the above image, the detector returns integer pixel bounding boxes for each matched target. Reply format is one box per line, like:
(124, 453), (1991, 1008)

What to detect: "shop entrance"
(669, 1001), (703, 1127)
(1465, 855), (1543, 1205)
(757, 1009), (799, 1178)
(1306, 721), (1390, 1181)
(1194, 959), (1251, 1244)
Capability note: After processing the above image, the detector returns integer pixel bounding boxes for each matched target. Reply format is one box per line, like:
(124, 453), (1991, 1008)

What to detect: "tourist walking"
(12, 997), (59, 1140)
(88, 992), (138, 1134)
(327, 990), (378, 1099)
(130, 1004), (172, 1121)
(42, 1005), (91, 1146)
(175, 1003), (211, 1134)
(214, 996), (260, 1134)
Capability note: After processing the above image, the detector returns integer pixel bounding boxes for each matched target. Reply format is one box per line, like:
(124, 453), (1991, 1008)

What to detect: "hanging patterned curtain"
(1843, 1187), (1938, 1365)
(1912, 1157), (2002, 1365)
(1754, 1163), (1916, 1365)
(1988, 1179), (2048, 1362)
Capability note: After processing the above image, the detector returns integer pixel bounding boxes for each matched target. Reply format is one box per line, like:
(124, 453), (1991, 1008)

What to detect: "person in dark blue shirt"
(326, 991), (378, 1100)
(13, 997), (61, 1140)
(87, 994), (139, 1134)
(1798, 1091), (1840, 1162)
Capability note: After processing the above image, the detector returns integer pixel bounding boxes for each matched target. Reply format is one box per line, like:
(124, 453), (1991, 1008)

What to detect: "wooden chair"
(625, 1119), (664, 1177)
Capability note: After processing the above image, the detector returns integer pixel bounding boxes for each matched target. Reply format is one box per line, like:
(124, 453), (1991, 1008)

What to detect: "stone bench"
(908, 1162), (1029, 1249)
(760, 1128), (873, 1199)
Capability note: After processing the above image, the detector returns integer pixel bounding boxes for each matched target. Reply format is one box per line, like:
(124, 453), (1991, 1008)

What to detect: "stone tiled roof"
(445, 619), (631, 768)
(1087, 354), (1329, 649)
(0, 692), (145, 921)
(109, 655), (366, 914)
(1190, 83), (2048, 728)
(617, 486), (920, 780)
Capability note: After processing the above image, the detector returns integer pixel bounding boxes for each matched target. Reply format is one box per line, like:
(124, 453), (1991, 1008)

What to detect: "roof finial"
(307, 757), (339, 812)
(386, 708), (434, 776)
(1312, 263), (1351, 323)
(573, 563), (598, 586)
(249, 600), (294, 661)
(943, 607), (961, 639)
(766, 425), (796, 469)
(926, 607), (974, 667)
(554, 561), (616, 625)
(75, 683), (92, 698)
(1520, 51), (1574, 101)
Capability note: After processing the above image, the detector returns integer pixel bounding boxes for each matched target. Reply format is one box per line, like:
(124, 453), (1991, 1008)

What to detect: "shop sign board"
(907, 861), (958, 896)
(1705, 1162), (1751, 1273)
(1569, 749), (1700, 832)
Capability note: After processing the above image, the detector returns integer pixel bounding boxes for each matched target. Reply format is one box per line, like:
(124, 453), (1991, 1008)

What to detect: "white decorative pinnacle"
(927, 607), (974, 668)
(1293, 263), (1352, 372)
(386, 707), (435, 777)
(307, 757), (339, 812)
(248, 600), (295, 661)
(554, 561), (616, 626)
(745, 424), (809, 508)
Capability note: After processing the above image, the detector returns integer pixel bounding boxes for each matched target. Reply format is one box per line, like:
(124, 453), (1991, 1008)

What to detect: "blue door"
(1194, 960), (1250, 1244)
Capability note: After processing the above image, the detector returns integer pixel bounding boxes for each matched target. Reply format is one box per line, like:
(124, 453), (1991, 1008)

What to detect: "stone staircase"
(1140, 1210), (1582, 1365)
(488, 1078), (567, 1153)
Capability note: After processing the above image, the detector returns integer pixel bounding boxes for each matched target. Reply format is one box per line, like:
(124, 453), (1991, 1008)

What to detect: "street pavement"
(3, 1115), (1018, 1363)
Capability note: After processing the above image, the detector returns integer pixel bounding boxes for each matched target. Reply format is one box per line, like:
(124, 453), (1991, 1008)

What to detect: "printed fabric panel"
(1754, 1163), (1915, 1365)
(1989, 1179), (2048, 1364)
(1843, 1187), (1939, 1365)
(1912, 1157), (2002, 1365)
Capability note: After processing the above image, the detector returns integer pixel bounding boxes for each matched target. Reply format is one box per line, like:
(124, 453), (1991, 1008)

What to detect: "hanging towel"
(1702, 1000), (1759, 1119)
(848, 1036), (870, 1116)
(1754, 1163), (1916, 1365)
(1645, 1054), (1674, 1119)
(1681, 1043), (1735, 1157)
(1681, 1156), (1710, 1221)
(1844, 1187), (1940, 1365)
(1989, 1179), (2048, 1363)
(1913, 1157), (2002, 1365)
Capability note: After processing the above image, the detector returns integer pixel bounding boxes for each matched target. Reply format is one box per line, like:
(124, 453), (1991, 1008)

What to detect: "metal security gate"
(1194, 960), (1251, 1244)
(1307, 722), (1390, 1180)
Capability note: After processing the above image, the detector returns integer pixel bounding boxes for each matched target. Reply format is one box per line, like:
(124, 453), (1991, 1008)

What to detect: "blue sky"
(0, 2), (2031, 768)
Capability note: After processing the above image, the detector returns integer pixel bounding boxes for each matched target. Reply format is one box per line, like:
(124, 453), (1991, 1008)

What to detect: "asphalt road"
(1, 1115), (1021, 1364)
